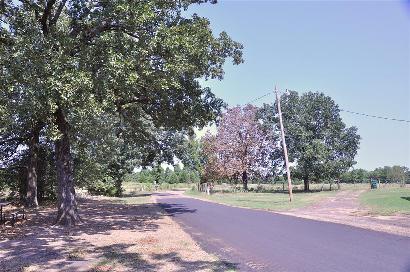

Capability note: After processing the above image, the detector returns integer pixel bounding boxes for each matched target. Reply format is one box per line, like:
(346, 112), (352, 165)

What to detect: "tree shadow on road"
(158, 203), (197, 217)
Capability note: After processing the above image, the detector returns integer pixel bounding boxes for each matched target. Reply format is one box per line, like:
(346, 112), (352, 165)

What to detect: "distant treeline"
(340, 166), (409, 184)
(123, 165), (410, 186)
(124, 166), (200, 185)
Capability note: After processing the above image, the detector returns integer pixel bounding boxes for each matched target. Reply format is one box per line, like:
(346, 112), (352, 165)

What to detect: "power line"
(246, 92), (272, 104)
(245, 90), (410, 124)
(340, 109), (410, 123)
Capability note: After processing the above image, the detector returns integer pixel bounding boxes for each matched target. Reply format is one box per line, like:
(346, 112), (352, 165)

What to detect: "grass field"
(185, 190), (337, 211)
(208, 182), (370, 193)
(360, 187), (410, 215)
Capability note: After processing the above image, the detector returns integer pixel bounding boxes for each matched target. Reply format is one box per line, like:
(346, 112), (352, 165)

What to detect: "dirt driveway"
(280, 189), (410, 236)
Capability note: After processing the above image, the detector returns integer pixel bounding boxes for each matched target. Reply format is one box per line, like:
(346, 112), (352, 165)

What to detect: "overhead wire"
(246, 92), (272, 104)
(245, 90), (410, 124)
(339, 109), (410, 123)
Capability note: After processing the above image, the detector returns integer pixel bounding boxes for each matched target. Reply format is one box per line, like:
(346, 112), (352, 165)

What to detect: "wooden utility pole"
(275, 86), (293, 202)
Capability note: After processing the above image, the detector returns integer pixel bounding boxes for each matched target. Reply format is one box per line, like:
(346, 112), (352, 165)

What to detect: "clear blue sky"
(189, 0), (410, 170)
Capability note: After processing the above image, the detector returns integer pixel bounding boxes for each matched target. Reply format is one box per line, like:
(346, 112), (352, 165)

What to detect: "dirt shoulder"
(278, 189), (410, 237)
(0, 195), (234, 272)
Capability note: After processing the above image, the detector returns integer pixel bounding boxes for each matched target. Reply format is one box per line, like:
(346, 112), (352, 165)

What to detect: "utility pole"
(274, 86), (293, 202)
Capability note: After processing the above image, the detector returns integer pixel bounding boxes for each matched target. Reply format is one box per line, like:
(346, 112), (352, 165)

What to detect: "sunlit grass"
(360, 187), (410, 215)
(108, 194), (152, 205)
(185, 190), (336, 211)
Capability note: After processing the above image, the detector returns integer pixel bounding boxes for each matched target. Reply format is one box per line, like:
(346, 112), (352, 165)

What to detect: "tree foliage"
(202, 105), (278, 190)
(176, 135), (204, 175)
(1, 0), (243, 225)
(341, 166), (409, 185)
(259, 91), (361, 191)
(125, 166), (200, 185)
(370, 166), (409, 185)
(340, 168), (369, 184)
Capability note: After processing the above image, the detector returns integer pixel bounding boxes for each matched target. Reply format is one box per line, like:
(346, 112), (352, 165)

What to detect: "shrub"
(87, 180), (118, 196)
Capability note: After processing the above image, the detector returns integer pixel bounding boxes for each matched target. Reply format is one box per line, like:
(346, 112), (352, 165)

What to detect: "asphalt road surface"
(156, 192), (410, 272)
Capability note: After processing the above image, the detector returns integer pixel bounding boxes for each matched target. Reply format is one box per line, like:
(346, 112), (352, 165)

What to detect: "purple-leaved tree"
(203, 105), (278, 190)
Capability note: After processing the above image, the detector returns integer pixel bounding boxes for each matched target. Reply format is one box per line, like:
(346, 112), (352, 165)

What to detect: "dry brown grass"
(0, 194), (235, 272)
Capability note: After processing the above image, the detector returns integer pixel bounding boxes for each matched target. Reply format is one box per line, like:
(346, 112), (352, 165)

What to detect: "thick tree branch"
(40, 0), (57, 35)
(50, 0), (67, 27)
(70, 19), (140, 43)
(0, 165), (27, 171)
(85, 23), (139, 41)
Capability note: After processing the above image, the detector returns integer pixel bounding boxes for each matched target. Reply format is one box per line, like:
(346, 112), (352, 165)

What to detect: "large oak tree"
(1, 0), (243, 225)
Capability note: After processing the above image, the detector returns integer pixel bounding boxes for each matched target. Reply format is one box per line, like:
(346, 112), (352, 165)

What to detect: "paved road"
(156, 193), (410, 272)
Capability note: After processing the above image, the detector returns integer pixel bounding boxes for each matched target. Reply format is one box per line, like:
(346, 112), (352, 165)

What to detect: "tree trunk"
(303, 177), (310, 192)
(206, 182), (210, 195)
(242, 171), (248, 191)
(54, 108), (80, 226)
(26, 124), (42, 208)
(114, 178), (123, 197)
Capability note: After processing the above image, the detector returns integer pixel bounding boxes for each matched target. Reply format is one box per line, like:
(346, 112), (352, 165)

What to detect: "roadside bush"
(87, 180), (117, 196)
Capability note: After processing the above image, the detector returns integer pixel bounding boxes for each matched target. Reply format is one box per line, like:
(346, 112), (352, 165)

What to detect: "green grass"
(209, 182), (370, 194)
(360, 187), (410, 215)
(118, 195), (153, 205)
(185, 190), (337, 211)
